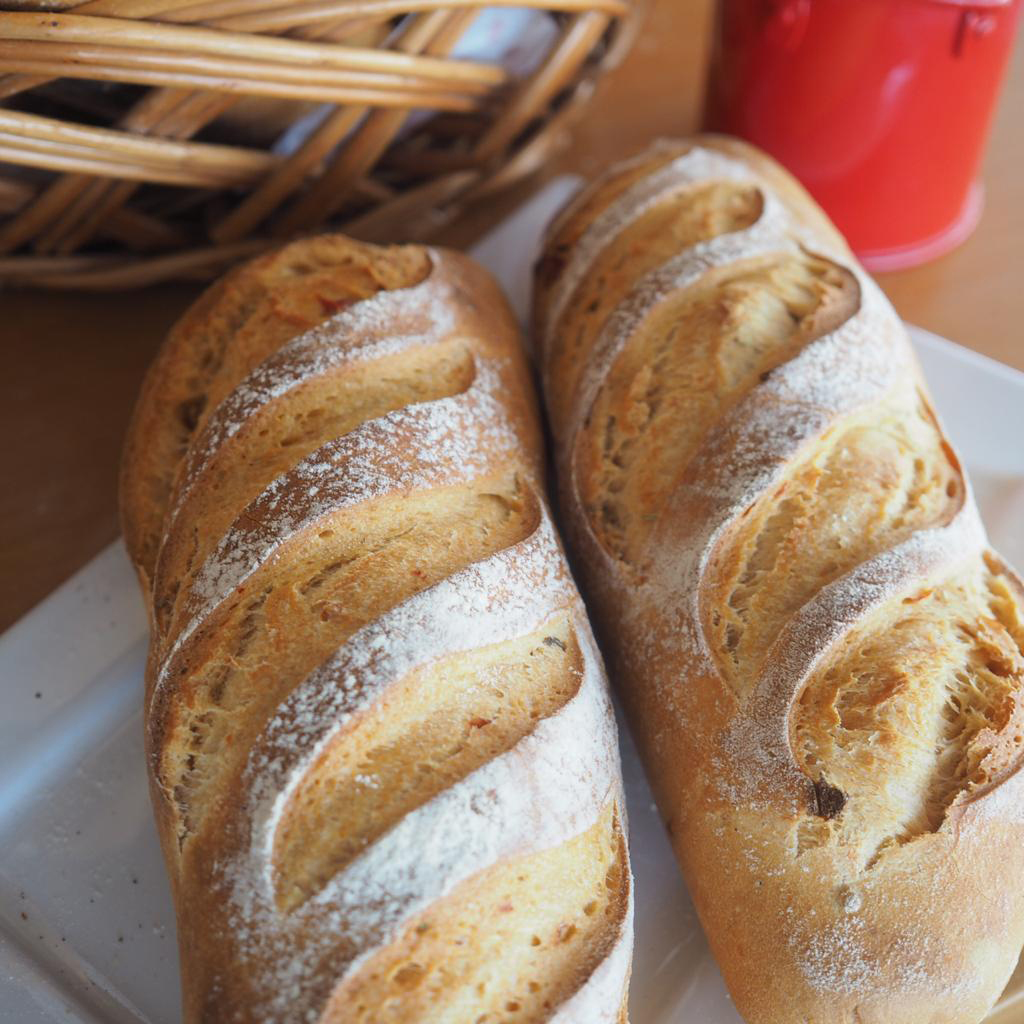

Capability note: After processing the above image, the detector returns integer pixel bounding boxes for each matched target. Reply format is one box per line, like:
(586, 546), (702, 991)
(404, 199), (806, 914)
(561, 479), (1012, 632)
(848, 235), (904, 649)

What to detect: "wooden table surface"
(2, 0), (1022, 631)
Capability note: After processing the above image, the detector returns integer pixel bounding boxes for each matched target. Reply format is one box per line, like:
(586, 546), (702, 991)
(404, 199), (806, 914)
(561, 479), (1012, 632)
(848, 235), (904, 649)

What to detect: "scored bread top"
(536, 136), (1024, 1024)
(121, 235), (632, 1023)
(121, 237), (434, 595)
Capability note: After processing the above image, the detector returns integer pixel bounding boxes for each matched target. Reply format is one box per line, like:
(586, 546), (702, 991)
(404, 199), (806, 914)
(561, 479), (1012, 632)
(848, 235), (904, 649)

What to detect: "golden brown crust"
(121, 235), (633, 1022)
(119, 237), (432, 593)
(536, 135), (1024, 1023)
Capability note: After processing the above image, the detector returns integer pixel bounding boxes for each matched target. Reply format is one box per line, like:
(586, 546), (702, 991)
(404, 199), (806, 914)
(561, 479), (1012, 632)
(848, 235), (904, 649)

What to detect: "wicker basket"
(0, 0), (640, 289)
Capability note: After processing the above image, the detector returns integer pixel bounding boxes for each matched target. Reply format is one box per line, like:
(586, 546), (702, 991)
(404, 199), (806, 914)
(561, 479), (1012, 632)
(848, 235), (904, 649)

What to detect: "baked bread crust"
(121, 235), (632, 1023)
(535, 135), (1024, 1023)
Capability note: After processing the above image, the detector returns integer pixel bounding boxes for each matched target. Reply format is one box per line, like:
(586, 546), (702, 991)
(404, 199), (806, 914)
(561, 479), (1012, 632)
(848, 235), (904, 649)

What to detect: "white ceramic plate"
(2, 180), (1023, 1024)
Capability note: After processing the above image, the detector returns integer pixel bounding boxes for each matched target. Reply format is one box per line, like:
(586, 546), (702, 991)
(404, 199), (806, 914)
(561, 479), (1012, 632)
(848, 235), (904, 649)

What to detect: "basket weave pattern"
(0, 0), (637, 288)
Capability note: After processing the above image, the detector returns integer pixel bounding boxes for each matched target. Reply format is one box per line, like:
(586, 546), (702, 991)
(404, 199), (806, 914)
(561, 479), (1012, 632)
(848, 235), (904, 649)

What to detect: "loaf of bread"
(120, 235), (632, 1023)
(534, 135), (1024, 1023)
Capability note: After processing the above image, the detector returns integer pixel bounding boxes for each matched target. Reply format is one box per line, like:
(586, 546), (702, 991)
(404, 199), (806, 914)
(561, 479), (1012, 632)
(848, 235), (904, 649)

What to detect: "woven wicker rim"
(0, 0), (642, 288)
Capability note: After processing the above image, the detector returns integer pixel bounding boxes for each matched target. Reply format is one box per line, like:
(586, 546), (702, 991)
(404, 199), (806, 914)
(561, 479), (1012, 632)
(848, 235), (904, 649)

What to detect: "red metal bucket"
(705, 0), (1022, 269)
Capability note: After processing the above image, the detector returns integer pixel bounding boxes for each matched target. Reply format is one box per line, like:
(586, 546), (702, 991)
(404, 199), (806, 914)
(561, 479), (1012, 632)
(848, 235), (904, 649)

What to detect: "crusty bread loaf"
(120, 234), (632, 1023)
(534, 135), (1024, 1023)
